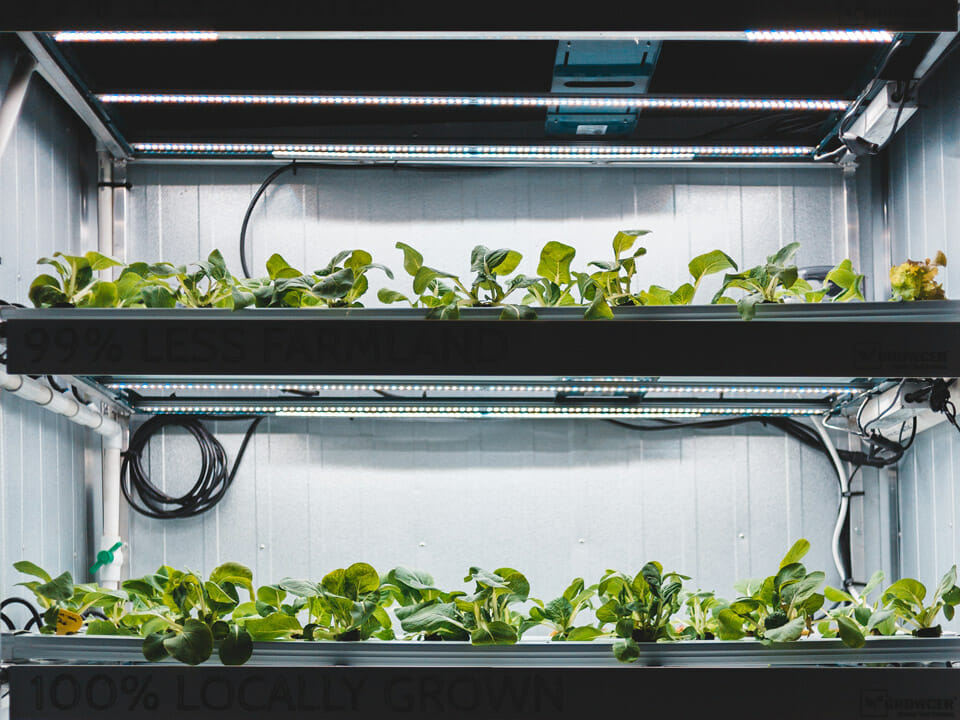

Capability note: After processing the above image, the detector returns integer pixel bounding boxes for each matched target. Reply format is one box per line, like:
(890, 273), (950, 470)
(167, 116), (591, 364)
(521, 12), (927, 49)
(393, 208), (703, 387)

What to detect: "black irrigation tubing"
(0, 596), (43, 631)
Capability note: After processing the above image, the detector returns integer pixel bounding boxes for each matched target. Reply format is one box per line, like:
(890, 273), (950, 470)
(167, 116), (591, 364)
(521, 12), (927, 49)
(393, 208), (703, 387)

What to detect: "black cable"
(0, 597), (43, 630)
(121, 415), (264, 519)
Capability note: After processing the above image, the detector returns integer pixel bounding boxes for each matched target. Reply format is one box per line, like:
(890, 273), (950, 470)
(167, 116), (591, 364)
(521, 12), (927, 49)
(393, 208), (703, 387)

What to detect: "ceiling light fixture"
(745, 29), (893, 42)
(132, 142), (813, 159)
(53, 31), (219, 42)
(99, 94), (849, 112)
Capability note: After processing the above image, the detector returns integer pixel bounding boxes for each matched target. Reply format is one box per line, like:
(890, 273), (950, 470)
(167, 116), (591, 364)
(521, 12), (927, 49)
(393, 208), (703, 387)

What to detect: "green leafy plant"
(713, 245), (865, 319)
(382, 566), (471, 641)
(14, 561), (128, 634)
(29, 252), (123, 308)
(275, 562), (393, 641)
(818, 571), (896, 648)
(523, 241), (582, 308)
(890, 251), (947, 301)
(454, 567), (532, 644)
(638, 250), (738, 306)
(596, 562), (688, 662)
(264, 250), (393, 308)
(523, 577), (601, 641)
(881, 565), (960, 637)
(677, 590), (725, 640)
(716, 539), (825, 642)
(378, 242), (538, 319)
(137, 562), (256, 665)
(580, 230), (650, 319)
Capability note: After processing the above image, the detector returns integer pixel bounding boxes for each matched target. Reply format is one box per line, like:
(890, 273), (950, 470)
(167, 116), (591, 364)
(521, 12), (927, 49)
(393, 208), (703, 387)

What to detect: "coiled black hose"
(0, 597), (43, 631)
(121, 415), (263, 519)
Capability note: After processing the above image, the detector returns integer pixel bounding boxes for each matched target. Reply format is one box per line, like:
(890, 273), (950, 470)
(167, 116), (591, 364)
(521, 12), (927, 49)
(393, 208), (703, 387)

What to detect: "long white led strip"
(745, 29), (893, 42)
(133, 142), (813, 159)
(52, 30), (893, 43)
(109, 381), (862, 396)
(100, 94), (849, 112)
(54, 31), (219, 42)
(138, 404), (821, 418)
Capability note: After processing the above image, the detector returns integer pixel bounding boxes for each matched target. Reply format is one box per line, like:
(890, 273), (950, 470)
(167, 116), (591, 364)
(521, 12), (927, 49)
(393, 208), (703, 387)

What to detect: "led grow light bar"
(137, 403), (822, 418)
(133, 142), (813, 160)
(107, 381), (863, 396)
(53, 31), (219, 42)
(99, 94), (850, 112)
(744, 30), (893, 42)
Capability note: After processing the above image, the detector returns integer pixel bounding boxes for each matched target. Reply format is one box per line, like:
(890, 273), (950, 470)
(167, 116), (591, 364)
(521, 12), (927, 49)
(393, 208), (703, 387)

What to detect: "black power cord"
(121, 415), (264, 519)
(0, 597), (43, 631)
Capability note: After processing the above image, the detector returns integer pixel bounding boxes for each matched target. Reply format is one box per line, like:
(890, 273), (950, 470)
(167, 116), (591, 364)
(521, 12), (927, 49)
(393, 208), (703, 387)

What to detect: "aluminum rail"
(3, 634), (959, 668)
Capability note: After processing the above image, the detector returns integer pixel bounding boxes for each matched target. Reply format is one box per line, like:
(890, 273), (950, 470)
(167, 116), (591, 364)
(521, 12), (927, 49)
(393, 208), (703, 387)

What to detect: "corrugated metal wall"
(121, 164), (855, 599)
(0, 37), (100, 618)
(876, 40), (960, 607)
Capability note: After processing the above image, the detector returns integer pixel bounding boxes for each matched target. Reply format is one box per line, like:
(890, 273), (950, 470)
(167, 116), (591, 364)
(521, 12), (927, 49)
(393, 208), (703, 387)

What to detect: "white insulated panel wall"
(878, 41), (960, 614)
(122, 164), (856, 600)
(0, 38), (100, 616)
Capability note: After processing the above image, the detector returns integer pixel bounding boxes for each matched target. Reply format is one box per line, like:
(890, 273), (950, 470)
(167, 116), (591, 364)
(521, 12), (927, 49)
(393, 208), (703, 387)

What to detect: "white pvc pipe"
(0, 54), (37, 160)
(812, 416), (860, 602)
(0, 367), (125, 587)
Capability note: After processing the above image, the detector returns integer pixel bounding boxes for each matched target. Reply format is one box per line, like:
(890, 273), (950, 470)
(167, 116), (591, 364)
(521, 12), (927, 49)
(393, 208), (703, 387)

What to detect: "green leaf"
(29, 275), (67, 307)
(499, 304), (537, 320)
(613, 230), (649, 259)
(206, 249), (229, 281)
(143, 632), (170, 662)
(313, 268), (355, 300)
(396, 242), (424, 276)
(768, 242), (801, 267)
(278, 578), (320, 598)
(595, 599), (621, 624)
(537, 242), (576, 285)
(566, 626), (605, 641)
(257, 585), (287, 608)
(584, 295), (614, 320)
(836, 616), (866, 648)
(486, 249), (522, 276)
(344, 250), (373, 276)
(266, 253), (301, 280)
(36, 572), (74, 603)
(413, 266), (456, 295)
(716, 609), (746, 640)
(210, 562), (254, 595)
(638, 285), (674, 305)
(935, 565), (957, 603)
(83, 251), (122, 272)
(884, 578), (926, 607)
(85, 620), (132, 636)
(219, 625), (253, 665)
(471, 621), (518, 645)
(669, 283), (696, 305)
(862, 570), (884, 598)
(397, 602), (465, 636)
(689, 249), (737, 282)
(612, 638), (640, 663)
(163, 619), (214, 665)
(762, 616), (805, 642)
(377, 288), (411, 305)
(14, 561), (52, 583)
(141, 285), (177, 308)
(343, 562), (381, 598)
(243, 612), (303, 640)
(824, 586), (855, 603)
(82, 280), (117, 308)
(387, 567), (440, 593)
(779, 539), (811, 569)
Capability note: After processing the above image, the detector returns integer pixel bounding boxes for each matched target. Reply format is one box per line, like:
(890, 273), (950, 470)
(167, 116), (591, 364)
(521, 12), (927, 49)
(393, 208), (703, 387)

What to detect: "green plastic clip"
(90, 541), (123, 575)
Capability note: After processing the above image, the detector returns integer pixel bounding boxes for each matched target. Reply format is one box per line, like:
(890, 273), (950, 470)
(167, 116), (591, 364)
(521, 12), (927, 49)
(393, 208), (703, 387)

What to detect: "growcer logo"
(860, 689), (958, 718)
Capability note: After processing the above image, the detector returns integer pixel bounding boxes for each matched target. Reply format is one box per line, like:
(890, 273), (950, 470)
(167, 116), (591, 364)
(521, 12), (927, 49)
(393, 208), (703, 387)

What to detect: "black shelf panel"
(2, 305), (959, 378)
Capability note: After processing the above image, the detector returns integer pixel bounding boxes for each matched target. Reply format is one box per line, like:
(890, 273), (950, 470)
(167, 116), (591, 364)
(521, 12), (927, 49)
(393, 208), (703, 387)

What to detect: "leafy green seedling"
(818, 570), (896, 648)
(881, 565), (960, 637)
(596, 561), (688, 662)
(523, 577), (601, 641)
(638, 249), (738, 306)
(265, 250), (392, 308)
(379, 242), (537, 319)
(677, 590), (725, 640)
(382, 566), (470, 641)
(523, 241), (581, 308)
(582, 230), (650, 319)
(455, 567), (533, 645)
(717, 539), (825, 642)
(29, 252), (123, 308)
(804, 259), (866, 303)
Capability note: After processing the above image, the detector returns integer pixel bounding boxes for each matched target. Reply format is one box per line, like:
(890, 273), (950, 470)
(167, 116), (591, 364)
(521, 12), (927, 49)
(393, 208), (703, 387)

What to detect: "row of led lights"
(53, 30), (894, 43)
(99, 94), (849, 112)
(139, 404), (821, 416)
(110, 382), (861, 395)
(133, 142), (813, 158)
